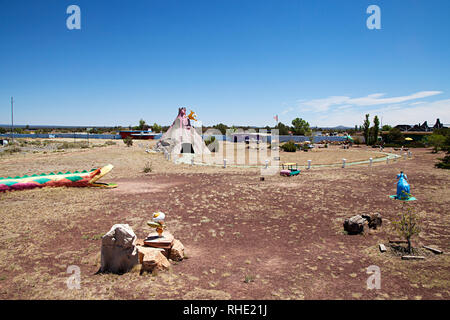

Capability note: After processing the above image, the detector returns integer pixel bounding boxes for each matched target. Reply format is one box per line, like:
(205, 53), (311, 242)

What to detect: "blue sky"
(1, 0), (449, 127)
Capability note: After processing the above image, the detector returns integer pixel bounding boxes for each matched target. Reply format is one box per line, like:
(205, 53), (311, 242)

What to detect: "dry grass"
(0, 140), (449, 300)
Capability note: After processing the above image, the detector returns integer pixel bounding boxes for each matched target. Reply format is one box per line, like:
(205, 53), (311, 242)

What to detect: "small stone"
(170, 239), (185, 261)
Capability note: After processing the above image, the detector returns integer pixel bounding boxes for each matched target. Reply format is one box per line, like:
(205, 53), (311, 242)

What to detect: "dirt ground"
(0, 139), (449, 300)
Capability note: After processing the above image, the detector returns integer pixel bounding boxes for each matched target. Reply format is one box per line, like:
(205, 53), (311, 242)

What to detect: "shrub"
(280, 141), (296, 152)
(123, 136), (133, 147)
(435, 154), (450, 169)
(143, 161), (152, 173)
(425, 134), (446, 153)
(392, 206), (421, 254)
(57, 142), (89, 150)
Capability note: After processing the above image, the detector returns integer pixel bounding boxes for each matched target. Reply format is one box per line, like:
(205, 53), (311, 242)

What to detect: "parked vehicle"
(280, 163), (301, 176)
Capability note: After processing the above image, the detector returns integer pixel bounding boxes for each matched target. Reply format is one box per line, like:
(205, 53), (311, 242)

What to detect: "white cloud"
(308, 98), (450, 127)
(281, 107), (294, 115)
(299, 91), (443, 112)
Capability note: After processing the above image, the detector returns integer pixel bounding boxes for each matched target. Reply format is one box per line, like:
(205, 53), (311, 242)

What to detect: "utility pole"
(11, 97), (14, 143)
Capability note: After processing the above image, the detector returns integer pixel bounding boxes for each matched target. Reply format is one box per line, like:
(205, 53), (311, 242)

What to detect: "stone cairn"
(99, 221), (185, 275)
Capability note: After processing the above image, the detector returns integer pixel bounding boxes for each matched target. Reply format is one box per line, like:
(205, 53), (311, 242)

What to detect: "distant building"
(394, 119), (446, 132)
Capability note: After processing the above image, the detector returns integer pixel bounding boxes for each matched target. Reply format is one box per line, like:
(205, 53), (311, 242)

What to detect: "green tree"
(152, 123), (162, 133)
(381, 124), (392, 131)
(426, 134), (446, 153)
(213, 123), (228, 135)
(275, 122), (290, 135)
(363, 114), (370, 145)
(138, 119), (147, 130)
(371, 115), (380, 145)
(386, 127), (404, 144)
(291, 118), (311, 136)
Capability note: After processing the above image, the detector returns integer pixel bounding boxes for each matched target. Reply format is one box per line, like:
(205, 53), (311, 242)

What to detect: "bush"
(425, 134), (446, 153)
(123, 136), (133, 147)
(143, 161), (152, 173)
(280, 141), (296, 152)
(435, 155), (450, 169)
(57, 142), (89, 150)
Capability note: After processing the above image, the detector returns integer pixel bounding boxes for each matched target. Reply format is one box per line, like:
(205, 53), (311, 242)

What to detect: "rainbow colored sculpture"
(0, 164), (117, 192)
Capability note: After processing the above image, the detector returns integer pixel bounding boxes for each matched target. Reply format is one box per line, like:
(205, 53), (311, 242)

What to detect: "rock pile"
(344, 213), (382, 235)
(136, 231), (185, 273)
(99, 225), (185, 274)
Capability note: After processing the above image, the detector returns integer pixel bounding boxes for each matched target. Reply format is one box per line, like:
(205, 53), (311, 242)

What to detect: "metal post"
(265, 159), (269, 169)
(369, 158), (373, 167)
(223, 158), (227, 168)
(11, 97), (14, 144)
(307, 160), (311, 170)
(342, 158), (346, 168)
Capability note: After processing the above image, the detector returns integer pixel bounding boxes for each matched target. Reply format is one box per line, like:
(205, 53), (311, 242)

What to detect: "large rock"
(141, 248), (170, 273)
(99, 224), (138, 274)
(343, 215), (366, 235)
(169, 239), (185, 261)
(362, 213), (382, 229)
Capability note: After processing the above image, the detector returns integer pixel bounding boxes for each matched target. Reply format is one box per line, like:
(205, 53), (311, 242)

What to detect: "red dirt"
(0, 148), (449, 300)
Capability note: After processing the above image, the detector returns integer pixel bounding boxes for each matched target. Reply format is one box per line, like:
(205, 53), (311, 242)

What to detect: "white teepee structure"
(154, 107), (210, 155)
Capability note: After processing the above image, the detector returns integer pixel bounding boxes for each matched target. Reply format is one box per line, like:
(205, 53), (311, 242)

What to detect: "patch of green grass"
(82, 233), (104, 240)
(244, 274), (255, 283)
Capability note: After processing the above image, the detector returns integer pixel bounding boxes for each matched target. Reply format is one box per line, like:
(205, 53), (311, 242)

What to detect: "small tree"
(291, 118), (311, 136)
(275, 122), (290, 135)
(392, 206), (421, 254)
(363, 114), (370, 145)
(386, 127), (404, 144)
(426, 134), (446, 153)
(123, 136), (133, 147)
(138, 119), (146, 130)
(152, 123), (162, 133)
(372, 115), (380, 145)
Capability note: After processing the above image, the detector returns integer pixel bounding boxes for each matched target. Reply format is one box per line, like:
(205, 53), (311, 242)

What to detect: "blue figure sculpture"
(396, 171), (411, 200)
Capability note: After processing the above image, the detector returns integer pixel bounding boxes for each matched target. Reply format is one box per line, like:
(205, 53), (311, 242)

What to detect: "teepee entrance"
(180, 143), (195, 154)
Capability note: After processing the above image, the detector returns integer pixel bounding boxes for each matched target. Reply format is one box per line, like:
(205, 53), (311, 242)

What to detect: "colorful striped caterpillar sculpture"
(0, 164), (117, 192)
